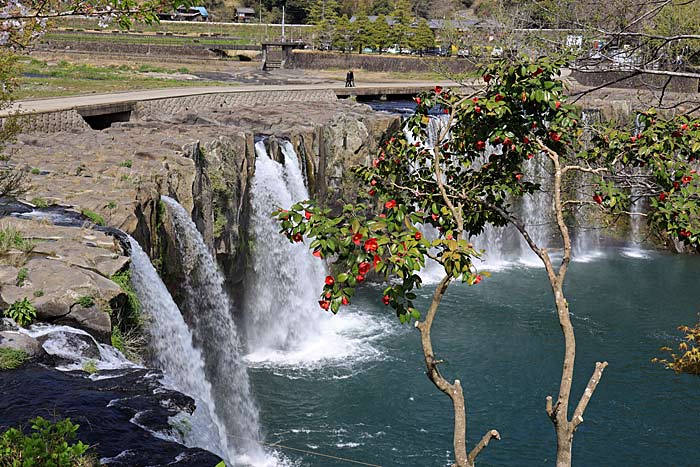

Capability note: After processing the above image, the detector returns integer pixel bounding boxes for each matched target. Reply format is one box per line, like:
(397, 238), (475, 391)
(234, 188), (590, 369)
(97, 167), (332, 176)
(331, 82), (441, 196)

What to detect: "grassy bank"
(16, 58), (234, 99)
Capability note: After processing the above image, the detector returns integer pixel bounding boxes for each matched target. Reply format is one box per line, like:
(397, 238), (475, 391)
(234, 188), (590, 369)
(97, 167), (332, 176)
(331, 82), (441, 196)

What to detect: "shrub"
(0, 226), (34, 255)
(81, 360), (98, 374)
(81, 209), (105, 226)
(29, 167), (40, 175)
(106, 201), (117, 210)
(30, 197), (48, 208)
(0, 348), (28, 370)
(4, 298), (36, 327)
(76, 295), (95, 308)
(33, 289), (43, 297)
(15, 267), (28, 286)
(0, 417), (98, 466)
(118, 159), (132, 168)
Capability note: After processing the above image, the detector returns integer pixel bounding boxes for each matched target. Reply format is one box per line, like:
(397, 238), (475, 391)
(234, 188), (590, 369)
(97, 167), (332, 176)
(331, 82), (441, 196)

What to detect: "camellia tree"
(275, 55), (700, 467)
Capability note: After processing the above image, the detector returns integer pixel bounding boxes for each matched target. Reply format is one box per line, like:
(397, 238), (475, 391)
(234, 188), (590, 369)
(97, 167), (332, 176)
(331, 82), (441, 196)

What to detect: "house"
(158, 6), (209, 21)
(236, 7), (256, 23)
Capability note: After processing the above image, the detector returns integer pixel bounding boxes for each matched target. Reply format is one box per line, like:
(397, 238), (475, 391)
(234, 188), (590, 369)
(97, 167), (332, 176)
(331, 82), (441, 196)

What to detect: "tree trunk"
(555, 426), (573, 467)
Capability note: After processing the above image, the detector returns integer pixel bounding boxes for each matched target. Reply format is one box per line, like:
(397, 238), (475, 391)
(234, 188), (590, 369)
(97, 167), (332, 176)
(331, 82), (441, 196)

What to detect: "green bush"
(33, 289), (44, 298)
(118, 159), (132, 168)
(0, 417), (98, 467)
(81, 360), (98, 374)
(0, 348), (28, 370)
(4, 298), (36, 327)
(80, 209), (105, 226)
(0, 226), (34, 255)
(76, 296), (95, 308)
(30, 197), (48, 208)
(15, 268), (28, 287)
(29, 167), (40, 175)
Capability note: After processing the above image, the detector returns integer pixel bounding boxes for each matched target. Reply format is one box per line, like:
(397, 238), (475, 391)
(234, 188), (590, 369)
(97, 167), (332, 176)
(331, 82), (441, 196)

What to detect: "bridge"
(0, 81), (469, 132)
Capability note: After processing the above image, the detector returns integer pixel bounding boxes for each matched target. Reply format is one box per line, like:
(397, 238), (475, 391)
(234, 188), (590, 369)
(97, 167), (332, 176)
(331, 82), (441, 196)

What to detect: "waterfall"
(128, 236), (232, 462)
(160, 196), (265, 462)
(244, 140), (327, 354)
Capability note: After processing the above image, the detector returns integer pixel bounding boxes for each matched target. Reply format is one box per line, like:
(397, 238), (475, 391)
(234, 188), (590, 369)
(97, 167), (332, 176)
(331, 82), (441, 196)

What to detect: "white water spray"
(161, 196), (267, 463)
(128, 236), (232, 461)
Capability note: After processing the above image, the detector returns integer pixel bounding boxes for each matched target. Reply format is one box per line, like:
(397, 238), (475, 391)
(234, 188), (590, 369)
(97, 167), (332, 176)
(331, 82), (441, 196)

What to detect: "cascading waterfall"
(160, 196), (265, 462)
(243, 140), (326, 355)
(128, 236), (232, 462)
(517, 155), (555, 264)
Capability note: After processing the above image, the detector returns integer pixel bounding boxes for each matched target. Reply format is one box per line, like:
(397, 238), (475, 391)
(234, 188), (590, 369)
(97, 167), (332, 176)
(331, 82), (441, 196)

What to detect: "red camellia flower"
(476, 140), (486, 150)
(313, 249), (323, 258)
(390, 137), (396, 143)
(364, 238), (378, 252)
(385, 199), (397, 209)
(494, 93), (504, 102)
(434, 85), (443, 93)
(523, 137), (530, 144)
(372, 159), (380, 168)
(555, 101), (561, 109)
(443, 108), (450, 114)
(319, 300), (330, 310)
(549, 131), (561, 142)
(472, 97), (479, 104)
(503, 137), (512, 146)
(431, 213), (439, 221)
(373, 254), (381, 269)
(674, 181), (680, 190)
(682, 175), (693, 184)
(474, 106), (482, 113)
(382, 295), (391, 305)
(358, 262), (371, 275)
(352, 232), (363, 245)
(325, 292), (332, 299)
(369, 188), (377, 196)
(305, 210), (312, 220)
(593, 194), (603, 204)
(681, 123), (689, 131)
(659, 192), (667, 202)
(414, 231), (422, 240)
(292, 233), (303, 242)
(414, 97), (421, 105)
(473, 274), (483, 285)
(630, 136), (637, 143)
(341, 296), (349, 305)
(680, 229), (691, 238)
(370, 179), (377, 186)
(378, 213), (386, 218)
(515, 173), (523, 181)
(527, 153), (534, 159)
(356, 274), (365, 282)
(483, 73), (492, 83)
(325, 275), (335, 286)
(493, 136), (501, 144)
(533, 67), (544, 76)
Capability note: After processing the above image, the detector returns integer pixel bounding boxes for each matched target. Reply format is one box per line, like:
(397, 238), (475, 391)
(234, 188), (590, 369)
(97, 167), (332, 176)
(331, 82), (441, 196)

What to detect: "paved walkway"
(1, 80), (465, 117)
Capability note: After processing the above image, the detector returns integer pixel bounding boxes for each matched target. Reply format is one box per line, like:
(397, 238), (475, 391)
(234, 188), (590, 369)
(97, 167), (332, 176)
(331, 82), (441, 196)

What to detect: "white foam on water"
(244, 141), (400, 375)
(19, 323), (136, 371)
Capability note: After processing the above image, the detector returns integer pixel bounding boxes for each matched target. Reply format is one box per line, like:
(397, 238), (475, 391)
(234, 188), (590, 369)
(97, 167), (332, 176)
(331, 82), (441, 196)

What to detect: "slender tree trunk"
(415, 276), (499, 467)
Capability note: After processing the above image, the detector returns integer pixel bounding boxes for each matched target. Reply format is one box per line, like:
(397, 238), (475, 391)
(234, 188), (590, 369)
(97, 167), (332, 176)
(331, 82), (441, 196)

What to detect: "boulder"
(0, 331), (46, 359)
(56, 304), (112, 344)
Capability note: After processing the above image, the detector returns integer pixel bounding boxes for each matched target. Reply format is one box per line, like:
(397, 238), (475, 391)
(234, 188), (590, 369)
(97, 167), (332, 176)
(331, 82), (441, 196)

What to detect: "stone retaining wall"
(3, 89), (338, 133)
(572, 70), (699, 93)
(134, 89), (337, 121)
(288, 50), (475, 74)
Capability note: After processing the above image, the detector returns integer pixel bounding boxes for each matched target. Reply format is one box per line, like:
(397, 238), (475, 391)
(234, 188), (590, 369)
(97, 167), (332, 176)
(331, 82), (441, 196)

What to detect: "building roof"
(236, 7), (256, 14)
(349, 15), (397, 26)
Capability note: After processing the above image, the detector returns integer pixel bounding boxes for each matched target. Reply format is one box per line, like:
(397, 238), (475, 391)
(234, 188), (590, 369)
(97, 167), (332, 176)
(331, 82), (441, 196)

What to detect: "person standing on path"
(345, 70), (355, 87)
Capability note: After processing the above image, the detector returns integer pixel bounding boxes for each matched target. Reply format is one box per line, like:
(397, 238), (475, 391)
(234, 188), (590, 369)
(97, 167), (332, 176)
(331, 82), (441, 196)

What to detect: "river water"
(247, 249), (700, 467)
